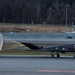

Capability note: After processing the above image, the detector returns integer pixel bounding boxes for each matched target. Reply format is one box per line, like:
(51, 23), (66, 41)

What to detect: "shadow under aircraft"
(21, 43), (75, 57)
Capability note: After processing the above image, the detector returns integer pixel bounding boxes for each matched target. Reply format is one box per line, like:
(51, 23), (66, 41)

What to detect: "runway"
(0, 55), (75, 75)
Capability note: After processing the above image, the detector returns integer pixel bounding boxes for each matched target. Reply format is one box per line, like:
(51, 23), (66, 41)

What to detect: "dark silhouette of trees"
(0, 0), (75, 25)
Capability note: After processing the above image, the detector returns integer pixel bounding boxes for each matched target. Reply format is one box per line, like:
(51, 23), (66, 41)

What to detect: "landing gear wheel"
(56, 52), (60, 58)
(57, 54), (60, 58)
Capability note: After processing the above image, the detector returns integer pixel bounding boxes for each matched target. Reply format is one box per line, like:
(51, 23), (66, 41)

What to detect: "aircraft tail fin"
(21, 43), (43, 50)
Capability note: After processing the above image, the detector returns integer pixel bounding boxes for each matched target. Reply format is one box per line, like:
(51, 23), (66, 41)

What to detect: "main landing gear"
(51, 52), (60, 58)
(51, 52), (54, 57)
(56, 52), (60, 58)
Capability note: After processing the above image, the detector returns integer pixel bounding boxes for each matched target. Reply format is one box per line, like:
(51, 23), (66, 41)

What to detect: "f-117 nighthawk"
(21, 43), (75, 57)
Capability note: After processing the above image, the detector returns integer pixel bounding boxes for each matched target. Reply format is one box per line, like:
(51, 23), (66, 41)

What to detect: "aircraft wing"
(21, 42), (75, 52)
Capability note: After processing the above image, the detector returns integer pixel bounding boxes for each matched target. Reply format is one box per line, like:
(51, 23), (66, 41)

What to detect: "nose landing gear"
(51, 52), (54, 57)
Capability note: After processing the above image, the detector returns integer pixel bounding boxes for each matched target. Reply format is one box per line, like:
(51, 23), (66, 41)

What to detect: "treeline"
(0, 0), (75, 24)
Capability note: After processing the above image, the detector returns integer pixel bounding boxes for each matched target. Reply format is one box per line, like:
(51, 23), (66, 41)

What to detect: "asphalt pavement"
(0, 55), (75, 75)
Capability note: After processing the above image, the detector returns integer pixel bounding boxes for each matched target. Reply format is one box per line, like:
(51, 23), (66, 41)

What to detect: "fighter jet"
(21, 43), (75, 57)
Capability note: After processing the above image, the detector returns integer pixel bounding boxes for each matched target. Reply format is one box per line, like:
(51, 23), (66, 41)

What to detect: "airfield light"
(0, 34), (3, 51)
(65, 5), (69, 32)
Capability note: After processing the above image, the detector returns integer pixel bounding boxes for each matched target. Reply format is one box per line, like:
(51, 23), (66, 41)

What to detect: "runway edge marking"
(37, 70), (75, 73)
